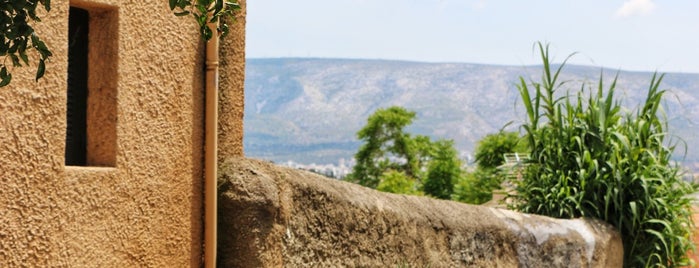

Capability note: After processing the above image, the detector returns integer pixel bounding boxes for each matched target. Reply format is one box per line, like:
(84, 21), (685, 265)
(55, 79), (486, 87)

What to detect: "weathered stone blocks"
(218, 157), (622, 267)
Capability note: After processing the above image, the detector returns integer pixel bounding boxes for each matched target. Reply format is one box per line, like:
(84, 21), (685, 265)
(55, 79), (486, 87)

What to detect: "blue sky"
(246, 0), (699, 74)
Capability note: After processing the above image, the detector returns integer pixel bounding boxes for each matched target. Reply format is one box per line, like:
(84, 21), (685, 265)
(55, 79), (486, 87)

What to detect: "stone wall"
(218, 157), (623, 267)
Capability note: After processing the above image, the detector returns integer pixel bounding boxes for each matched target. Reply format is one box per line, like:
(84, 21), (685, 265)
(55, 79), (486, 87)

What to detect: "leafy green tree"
(452, 169), (497, 204)
(423, 140), (461, 199)
(376, 170), (420, 195)
(411, 134), (437, 178)
(1, 0), (239, 87)
(451, 131), (526, 204)
(474, 131), (526, 170)
(348, 106), (419, 188)
(513, 42), (696, 267)
(347, 106), (467, 199)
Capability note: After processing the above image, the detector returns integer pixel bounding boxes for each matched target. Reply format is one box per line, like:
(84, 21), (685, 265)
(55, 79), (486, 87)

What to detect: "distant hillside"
(244, 58), (699, 170)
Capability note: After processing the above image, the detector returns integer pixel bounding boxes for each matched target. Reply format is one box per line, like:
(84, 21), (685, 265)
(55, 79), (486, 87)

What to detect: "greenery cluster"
(346, 106), (463, 199)
(168, 0), (241, 41)
(474, 131), (527, 170)
(347, 106), (520, 203)
(453, 131), (526, 204)
(512, 43), (696, 267)
(423, 140), (462, 199)
(0, 0), (52, 87)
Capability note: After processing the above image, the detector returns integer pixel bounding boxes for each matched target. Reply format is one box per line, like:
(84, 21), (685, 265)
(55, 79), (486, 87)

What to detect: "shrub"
(423, 140), (462, 199)
(512, 43), (697, 267)
(377, 170), (421, 195)
(452, 169), (501, 204)
(474, 131), (527, 170)
(450, 131), (526, 204)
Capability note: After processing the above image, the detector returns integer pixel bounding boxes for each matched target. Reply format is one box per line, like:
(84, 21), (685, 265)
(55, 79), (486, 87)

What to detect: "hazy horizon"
(247, 0), (699, 74)
(245, 57), (699, 75)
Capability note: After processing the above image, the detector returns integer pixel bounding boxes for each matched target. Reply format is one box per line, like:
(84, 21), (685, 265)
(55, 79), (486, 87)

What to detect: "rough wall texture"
(0, 4), (68, 266)
(0, 1), (245, 266)
(219, 0), (247, 161)
(219, 157), (624, 267)
(689, 206), (699, 264)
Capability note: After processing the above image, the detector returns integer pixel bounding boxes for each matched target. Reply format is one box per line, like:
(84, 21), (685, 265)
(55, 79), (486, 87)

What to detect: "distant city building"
(282, 159), (353, 179)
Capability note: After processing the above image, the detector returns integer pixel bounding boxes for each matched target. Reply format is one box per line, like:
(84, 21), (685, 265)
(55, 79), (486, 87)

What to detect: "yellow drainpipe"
(204, 18), (220, 268)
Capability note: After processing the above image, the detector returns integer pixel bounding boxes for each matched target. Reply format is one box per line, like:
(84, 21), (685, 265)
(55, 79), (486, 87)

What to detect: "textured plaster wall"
(0, 5), (68, 265)
(219, 0), (247, 161)
(218, 158), (624, 267)
(0, 1), (246, 266)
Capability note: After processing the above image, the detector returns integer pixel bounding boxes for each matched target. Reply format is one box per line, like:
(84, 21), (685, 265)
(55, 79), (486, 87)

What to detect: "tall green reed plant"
(512, 42), (697, 267)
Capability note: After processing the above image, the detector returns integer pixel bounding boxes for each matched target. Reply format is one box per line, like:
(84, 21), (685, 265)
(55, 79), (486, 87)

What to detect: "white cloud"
(615, 0), (656, 18)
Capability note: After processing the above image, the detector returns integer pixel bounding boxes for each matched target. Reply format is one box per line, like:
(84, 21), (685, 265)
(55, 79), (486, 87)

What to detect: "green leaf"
(219, 23), (229, 38)
(10, 53), (21, 67)
(226, 1), (241, 10)
(169, 0), (177, 10)
(174, 11), (190, 16)
(35, 59), (45, 81)
(510, 42), (694, 267)
(0, 67), (12, 87)
(31, 33), (40, 46)
(19, 49), (29, 65)
(196, 4), (207, 15)
(32, 38), (51, 57)
(202, 25), (213, 41)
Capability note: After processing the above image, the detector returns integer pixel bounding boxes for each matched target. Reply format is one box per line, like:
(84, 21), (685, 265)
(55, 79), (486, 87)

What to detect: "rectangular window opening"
(66, 3), (118, 167)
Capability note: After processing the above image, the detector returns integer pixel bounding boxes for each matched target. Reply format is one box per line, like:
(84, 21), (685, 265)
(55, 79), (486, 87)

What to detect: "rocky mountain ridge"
(244, 58), (699, 171)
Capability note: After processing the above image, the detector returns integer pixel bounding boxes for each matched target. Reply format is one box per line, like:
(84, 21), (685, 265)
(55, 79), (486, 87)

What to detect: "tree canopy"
(474, 131), (527, 170)
(349, 106), (419, 188)
(423, 140), (461, 199)
(347, 106), (463, 200)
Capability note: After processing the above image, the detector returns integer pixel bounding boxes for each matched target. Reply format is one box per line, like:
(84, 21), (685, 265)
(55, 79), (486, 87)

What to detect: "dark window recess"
(65, 7), (89, 166)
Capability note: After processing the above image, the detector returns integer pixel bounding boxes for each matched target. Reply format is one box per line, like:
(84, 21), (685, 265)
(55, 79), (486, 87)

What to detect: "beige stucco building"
(0, 0), (246, 266)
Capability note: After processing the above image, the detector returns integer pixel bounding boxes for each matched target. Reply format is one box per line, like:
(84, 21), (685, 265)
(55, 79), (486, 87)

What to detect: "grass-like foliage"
(512, 43), (697, 267)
